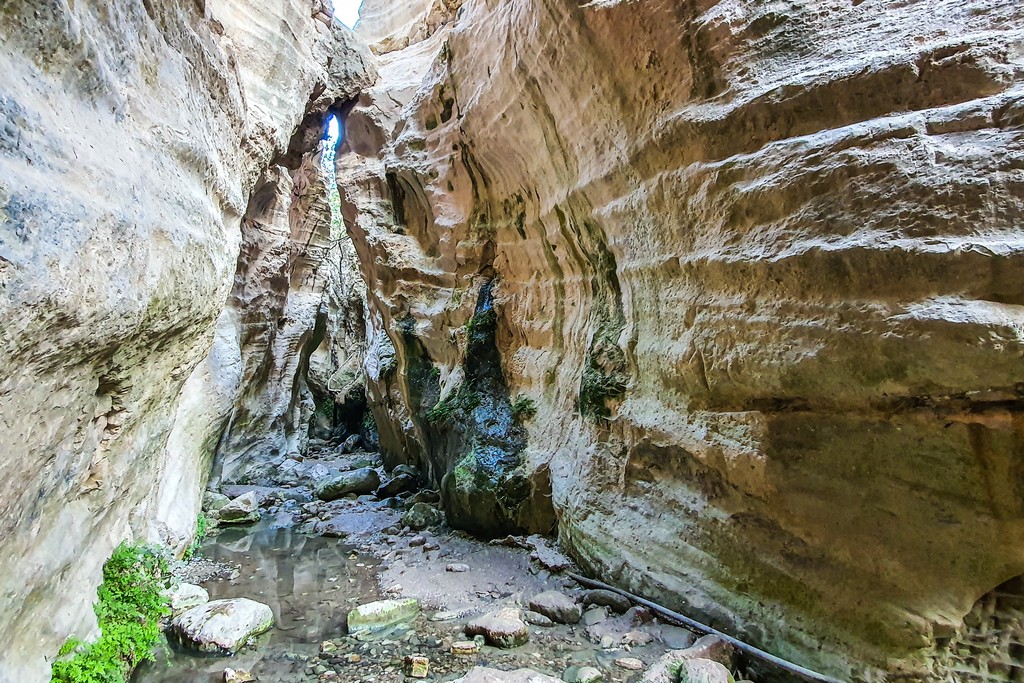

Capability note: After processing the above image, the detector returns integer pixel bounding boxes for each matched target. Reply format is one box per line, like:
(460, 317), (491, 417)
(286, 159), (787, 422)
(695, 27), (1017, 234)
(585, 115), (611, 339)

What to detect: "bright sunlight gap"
(334, 0), (361, 28)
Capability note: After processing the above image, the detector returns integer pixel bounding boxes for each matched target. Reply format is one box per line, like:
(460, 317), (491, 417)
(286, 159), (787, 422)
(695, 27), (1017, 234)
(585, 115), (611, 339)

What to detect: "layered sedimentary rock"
(340, 0), (1024, 679)
(210, 136), (361, 486)
(0, 1), (372, 679)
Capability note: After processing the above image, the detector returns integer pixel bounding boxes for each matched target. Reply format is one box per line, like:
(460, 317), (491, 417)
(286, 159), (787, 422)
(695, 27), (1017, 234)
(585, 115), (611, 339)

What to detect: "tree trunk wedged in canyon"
(0, 1), (373, 680)
(338, 0), (1024, 679)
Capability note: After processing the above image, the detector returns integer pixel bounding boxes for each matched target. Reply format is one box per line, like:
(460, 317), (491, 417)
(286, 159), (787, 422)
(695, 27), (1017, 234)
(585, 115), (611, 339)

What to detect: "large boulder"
(377, 473), (418, 498)
(217, 491), (261, 524)
(527, 591), (581, 625)
(171, 598), (275, 654)
(315, 467), (381, 500)
(202, 491), (231, 512)
(402, 502), (444, 530)
(582, 589), (631, 614)
(643, 637), (735, 683)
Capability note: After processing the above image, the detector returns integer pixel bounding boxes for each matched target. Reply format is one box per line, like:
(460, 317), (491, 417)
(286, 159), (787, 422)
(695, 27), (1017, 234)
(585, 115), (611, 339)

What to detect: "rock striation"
(338, 0), (1024, 679)
(0, 1), (372, 680)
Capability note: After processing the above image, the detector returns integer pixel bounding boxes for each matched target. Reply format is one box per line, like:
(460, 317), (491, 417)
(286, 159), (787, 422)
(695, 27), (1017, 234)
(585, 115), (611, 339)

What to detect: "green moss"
(510, 396), (537, 420)
(183, 513), (208, 560)
(425, 384), (481, 426)
(313, 394), (334, 426)
(51, 543), (171, 683)
(578, 364), (627, 419)
(465, 308), (497, 340)
(454, 454), (476, 489)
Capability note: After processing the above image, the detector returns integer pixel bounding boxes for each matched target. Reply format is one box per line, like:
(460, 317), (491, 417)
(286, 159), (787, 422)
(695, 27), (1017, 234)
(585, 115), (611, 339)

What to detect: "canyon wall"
(0, 1), (372, 680)
(341, 0), (1024, 679)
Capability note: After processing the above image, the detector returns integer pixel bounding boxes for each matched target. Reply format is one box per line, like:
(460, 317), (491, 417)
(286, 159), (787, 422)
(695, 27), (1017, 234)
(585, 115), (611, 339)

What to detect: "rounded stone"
(465, 609), (530, 648)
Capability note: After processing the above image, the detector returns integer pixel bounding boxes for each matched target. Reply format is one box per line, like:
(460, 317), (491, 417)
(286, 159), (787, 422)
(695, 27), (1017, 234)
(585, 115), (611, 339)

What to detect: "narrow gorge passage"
(0, 1), (1023, 683)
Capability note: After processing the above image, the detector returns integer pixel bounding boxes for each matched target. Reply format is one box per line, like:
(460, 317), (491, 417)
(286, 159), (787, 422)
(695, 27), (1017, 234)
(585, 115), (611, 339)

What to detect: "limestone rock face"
(0, 1), (373, 680)
(339, 0), (1024, 679)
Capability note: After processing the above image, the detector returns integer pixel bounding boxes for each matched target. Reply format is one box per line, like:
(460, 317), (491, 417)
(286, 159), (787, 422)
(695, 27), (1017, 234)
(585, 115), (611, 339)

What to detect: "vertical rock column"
(0, 1), (375, 679)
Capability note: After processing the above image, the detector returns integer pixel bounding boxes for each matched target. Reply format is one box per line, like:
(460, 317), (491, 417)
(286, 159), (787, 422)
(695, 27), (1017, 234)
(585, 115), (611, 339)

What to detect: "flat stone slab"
(347, 598), (420, 634)
(171, 598), (274, 654)
(455, 667), (562, 683)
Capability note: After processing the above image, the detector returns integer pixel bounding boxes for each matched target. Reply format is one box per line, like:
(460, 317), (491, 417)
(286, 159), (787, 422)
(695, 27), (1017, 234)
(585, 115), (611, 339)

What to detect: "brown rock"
(465, 609), (530, 648)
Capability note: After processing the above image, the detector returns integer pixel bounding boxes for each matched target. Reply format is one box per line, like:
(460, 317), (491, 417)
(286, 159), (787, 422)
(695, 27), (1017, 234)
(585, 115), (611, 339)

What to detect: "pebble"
(522, 610), (555, 627)
(404, 654), (429, 678)
(223, 669), (255, 683)
(623, 630), (654, 646)
(582, 589), (632, 614)
(614, 657), (645, 671)
(451, 640), (480, 655)
(446, 562), (470, 572)
(582, 607), (607, 626)
(409, 535), (426, 547)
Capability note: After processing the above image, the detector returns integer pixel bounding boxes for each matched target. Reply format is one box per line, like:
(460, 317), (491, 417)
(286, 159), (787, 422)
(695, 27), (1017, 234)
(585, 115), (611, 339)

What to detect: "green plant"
(510, 396), (537, 420)
(425, 384), (481, 426)
(51, 543), (171, 683)
(426, 396), (456, 425)
(57, 638), (85, 658)
(465, 308), (497, 338)
(578, 364), (628, 419)
(183, 513), (208, 560)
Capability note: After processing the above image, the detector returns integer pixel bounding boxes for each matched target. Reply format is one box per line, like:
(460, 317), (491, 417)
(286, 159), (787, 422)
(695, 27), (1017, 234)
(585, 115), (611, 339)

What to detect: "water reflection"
(134, 527), (380, 683)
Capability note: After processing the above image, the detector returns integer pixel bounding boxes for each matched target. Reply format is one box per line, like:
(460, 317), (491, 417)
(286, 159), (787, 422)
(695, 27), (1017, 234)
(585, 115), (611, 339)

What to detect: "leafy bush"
(510, 396), (537, 420)
(183, 513), (208, 560)
(51, 543), (171, 683)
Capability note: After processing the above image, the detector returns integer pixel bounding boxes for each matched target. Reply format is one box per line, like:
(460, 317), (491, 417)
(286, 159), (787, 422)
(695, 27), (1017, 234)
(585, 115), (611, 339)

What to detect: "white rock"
(171, 598), (275, 654)
(218, 491), (261, 524)
(454, 667), (563, 683)
(167, 582), (210, 614)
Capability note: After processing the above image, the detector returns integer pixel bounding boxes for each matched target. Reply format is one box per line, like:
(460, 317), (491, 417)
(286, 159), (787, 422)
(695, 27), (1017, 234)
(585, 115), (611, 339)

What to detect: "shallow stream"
(134, 526), (380, 683)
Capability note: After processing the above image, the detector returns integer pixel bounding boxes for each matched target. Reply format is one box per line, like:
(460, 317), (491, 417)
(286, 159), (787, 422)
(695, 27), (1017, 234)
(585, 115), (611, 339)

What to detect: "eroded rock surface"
(338, 0), (1024, 679)
(0, 1), (372, 679)
(171, 598), (275, 654)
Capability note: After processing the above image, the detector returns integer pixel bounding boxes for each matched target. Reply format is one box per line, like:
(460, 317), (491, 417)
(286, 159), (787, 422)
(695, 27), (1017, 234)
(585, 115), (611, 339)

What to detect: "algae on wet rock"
(347, 598), (420, 634)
